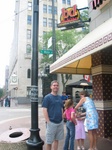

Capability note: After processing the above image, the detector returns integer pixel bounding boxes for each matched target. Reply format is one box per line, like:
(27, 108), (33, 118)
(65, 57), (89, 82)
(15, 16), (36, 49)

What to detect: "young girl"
(63, 99), (77, 150)
(75, 107), (86, 150)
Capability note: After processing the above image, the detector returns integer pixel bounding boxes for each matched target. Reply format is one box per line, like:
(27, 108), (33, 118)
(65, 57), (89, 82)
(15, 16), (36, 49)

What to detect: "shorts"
(46, 121), (64, 144)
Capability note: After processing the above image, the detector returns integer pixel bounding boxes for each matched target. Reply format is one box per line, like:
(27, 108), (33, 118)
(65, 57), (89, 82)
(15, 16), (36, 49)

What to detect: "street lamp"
(26, 0), (44, 149)
(51, 0), (57, 80)
(52, 0), (56, 62)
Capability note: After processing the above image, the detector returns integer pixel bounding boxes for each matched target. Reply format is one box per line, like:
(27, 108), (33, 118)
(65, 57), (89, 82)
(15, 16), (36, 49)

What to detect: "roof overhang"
(50, 18), (112, 74)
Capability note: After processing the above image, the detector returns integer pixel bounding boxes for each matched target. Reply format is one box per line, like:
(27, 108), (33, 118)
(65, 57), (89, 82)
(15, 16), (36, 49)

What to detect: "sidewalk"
(0, 105), (112, 150)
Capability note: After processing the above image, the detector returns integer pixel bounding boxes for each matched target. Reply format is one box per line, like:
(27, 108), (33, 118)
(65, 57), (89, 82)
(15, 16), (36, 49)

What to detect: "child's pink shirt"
(65, 107), (75, 121)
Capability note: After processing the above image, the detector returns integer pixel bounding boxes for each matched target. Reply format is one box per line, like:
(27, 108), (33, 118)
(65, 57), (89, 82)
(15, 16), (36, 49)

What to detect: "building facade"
(50, 0), (112, 139)
(89, 0), (112, 139)
(8, 0), (78, 104)
(4, 66), (9, 95)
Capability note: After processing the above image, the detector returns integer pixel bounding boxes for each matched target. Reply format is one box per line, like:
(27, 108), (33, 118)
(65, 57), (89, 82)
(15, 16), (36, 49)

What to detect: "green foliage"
(0, 88), (3, 98)
(80, 9), (90, 33)
(39, 9), (89, 91)
(39, 9), (89, 66)
(39, 28), (88, 68)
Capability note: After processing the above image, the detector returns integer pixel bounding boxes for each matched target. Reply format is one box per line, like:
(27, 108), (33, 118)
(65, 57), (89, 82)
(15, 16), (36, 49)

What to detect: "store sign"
(91, 0), (110, 10)
(57, 5), (80, 28)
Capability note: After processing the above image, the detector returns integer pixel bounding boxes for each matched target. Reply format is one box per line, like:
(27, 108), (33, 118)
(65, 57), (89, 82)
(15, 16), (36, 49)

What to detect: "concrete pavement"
(0, 105), (112, 150)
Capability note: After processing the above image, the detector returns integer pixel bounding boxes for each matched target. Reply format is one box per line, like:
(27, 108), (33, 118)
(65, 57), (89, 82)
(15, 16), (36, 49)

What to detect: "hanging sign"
(57, 5), (81, 28)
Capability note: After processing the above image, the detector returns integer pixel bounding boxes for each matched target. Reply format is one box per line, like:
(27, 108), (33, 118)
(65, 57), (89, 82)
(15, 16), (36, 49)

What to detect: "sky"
(76, 0), (88, 9)
(0, 0), (88, 88)
(0, 0), (15, 87)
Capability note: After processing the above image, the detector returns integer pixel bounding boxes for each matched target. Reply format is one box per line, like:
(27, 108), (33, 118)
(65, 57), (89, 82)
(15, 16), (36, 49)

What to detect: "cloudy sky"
(0, 0), (15, 87)
(76, 0), (88, 8)
(0, 0), (88, 87)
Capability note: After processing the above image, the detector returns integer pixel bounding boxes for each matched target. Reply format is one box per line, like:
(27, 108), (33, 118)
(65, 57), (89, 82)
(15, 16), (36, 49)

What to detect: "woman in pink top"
(63, 99), (77, 150)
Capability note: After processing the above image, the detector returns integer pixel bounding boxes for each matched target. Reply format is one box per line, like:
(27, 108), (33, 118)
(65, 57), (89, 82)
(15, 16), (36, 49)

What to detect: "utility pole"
(51, 0), (57, 80)
(26, 0), (44, 149)
(52, 0), (56, 62)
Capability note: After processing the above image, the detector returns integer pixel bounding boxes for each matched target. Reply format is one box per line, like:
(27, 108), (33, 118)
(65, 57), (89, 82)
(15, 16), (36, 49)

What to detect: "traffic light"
(44, 65), (50, 74)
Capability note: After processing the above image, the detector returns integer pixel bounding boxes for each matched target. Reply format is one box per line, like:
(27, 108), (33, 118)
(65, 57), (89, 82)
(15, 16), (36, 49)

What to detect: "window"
(62, 0), (66, 4)
(27, 86), (31, 98)
(48, 18), (52, 27)
(48, 5), (52, 14)
(27, 15), (31, 25)
(27, 29), (31, 39)
(27, 69), (31, 78)
(48, 19), (57, 28)
(43, 31), (47, 35)
(54, 6), (57, 15)
(49, 0), (57, 2)
(43, 18), (47, 27)
(55, 19), (57, 28)
(67, 0), (71, 5)
(26, 44), (31, 53)
(28, 2), (32, 11)
(43, 4), (47, 13)
(48, 6), (57, 14)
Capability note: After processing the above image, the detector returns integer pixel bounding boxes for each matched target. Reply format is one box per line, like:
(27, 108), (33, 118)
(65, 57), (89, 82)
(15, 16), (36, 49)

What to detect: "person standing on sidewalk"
(61, 91), (68, 104)
(42, 80), (64, 150)
(61, 91), (68, 123)
(63, 99), (77, 150)
(75, 90), (99, 150)
(75, 108), (86, 150)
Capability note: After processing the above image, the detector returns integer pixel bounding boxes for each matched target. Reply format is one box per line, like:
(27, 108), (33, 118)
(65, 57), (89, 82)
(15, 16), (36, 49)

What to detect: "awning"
(50, 18), (112, 74)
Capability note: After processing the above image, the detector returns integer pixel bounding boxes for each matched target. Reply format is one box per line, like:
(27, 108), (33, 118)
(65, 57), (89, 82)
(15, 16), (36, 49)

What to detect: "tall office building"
(8, 0), (76, 104)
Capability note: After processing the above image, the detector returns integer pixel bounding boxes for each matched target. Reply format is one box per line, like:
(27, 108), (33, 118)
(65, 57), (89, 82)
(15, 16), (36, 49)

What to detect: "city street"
(0, 106), (30, 124)
(0, 105), (112, 150)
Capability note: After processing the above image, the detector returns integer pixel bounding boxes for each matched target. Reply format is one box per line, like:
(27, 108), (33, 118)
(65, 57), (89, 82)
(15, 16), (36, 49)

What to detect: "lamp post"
(51, 0), (57, 80)
(52, 0), (56, 62)
(26, 0), (44, 149)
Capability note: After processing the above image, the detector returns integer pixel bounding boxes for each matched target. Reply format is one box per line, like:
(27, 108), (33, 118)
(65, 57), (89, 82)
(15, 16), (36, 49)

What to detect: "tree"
(39, 10), (89, 91)
(0, 88), (4, 99)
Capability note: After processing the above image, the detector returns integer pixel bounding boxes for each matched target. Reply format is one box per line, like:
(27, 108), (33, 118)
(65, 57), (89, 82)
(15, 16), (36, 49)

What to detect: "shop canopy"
(50, 18), (112, 75)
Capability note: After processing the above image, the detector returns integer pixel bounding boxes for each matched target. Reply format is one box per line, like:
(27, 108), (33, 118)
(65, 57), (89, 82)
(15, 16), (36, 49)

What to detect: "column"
(91, 47), (112, 139)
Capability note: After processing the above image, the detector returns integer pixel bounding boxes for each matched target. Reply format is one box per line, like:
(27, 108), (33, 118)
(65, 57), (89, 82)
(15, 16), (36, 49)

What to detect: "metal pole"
(52, 0), (56, 62)
(51, 0), (57, 80)
(26, 0), (44, 149)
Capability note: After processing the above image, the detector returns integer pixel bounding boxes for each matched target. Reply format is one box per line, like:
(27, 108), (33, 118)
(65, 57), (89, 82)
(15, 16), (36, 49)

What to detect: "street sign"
(49, 54), (53, 58)
(48, 37), (52, 48)
(40, 49), (53, 54)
